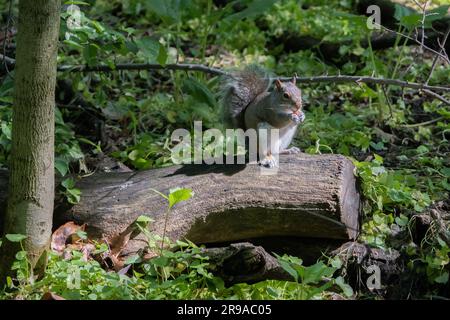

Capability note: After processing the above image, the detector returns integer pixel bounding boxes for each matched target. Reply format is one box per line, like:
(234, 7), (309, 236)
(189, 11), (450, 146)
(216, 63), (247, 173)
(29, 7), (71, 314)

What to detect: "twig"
(57, 63), (227, 76)
(59, 62), (450, 92)
(421, 88), (450, 105)
(374, 23), (450, 64)
(0, 53), (15, 67)
(426, 26), (450, 85)
(412, 0), (430, 53)
(285, 75), (450, 93)
(7, 57), (450, 95)
(381, 85), (394, 118)
(399, 116), (445, 128)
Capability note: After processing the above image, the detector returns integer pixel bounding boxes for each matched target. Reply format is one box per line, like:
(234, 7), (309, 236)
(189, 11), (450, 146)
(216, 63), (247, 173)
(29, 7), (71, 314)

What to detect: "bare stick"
(422, 89), (450, 105)
(58, 63), (450, 92)
(374, 23), (450, 64)
(400, 116), (445, 128)
(0, 53), (15, 66)
(57, 63), (227, 76)
(5, 56), (449, 94)
(426, 26), (450, 84)
(283, 75), (450, 93)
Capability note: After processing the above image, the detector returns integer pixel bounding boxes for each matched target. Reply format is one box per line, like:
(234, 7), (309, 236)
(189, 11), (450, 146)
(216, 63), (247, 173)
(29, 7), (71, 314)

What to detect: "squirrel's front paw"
(291, 111), (305, 124)
(259, 155), (278, 168)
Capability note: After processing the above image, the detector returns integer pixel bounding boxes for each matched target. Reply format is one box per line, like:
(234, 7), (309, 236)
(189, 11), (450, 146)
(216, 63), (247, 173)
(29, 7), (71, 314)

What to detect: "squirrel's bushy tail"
(220, 65), (271, 129)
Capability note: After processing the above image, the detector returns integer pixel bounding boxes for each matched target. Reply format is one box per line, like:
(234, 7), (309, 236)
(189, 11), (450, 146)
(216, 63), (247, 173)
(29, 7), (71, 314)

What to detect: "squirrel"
(221, 65), (305, 168)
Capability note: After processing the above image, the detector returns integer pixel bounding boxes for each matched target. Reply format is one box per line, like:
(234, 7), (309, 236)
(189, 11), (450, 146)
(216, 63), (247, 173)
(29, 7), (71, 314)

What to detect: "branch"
(57, 63), (227, 76)
(426, 26), (450, 84)
(284, 75), (450, 93)
(5, 57), (450, 96)
(422, 89), (450, 105)
(374, 23), (450, 64)
(0, 53), (15, 67)
(57, 62), (450, 93)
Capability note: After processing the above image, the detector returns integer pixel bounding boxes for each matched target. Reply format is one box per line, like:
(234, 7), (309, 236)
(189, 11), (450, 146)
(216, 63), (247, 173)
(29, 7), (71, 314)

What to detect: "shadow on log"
(1, 154), (361, 258)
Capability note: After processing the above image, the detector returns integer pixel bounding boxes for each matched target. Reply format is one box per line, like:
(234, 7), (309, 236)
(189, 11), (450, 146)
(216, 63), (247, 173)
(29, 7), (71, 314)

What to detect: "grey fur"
(220, 65), (272, 129)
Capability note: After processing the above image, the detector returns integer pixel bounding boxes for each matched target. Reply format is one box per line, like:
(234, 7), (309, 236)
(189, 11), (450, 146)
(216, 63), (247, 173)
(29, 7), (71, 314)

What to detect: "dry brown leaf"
(106, 219), (142, 257)
(41, 292), (65, 300)
(51, 221), (86, 253)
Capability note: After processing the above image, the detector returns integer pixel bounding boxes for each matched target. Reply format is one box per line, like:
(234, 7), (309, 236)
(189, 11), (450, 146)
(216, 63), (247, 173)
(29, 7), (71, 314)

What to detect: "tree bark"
(0, 0), (61, 282)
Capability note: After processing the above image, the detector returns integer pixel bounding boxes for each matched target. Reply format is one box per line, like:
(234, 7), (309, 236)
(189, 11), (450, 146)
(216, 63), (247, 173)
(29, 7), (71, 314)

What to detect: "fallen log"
(1, 153), (361, 256)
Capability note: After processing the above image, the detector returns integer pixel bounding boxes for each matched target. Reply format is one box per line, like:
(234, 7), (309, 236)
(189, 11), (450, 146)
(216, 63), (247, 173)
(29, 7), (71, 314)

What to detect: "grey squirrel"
(221, 65), (305, 167)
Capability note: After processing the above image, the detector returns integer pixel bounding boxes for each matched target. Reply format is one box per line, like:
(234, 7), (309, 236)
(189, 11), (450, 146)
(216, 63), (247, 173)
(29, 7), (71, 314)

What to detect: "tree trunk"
(0, 0), (61, 282)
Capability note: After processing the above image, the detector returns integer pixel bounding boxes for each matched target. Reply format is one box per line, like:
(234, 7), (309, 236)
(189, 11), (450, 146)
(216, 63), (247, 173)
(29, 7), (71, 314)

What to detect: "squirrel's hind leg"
(259, 152), (278, 168)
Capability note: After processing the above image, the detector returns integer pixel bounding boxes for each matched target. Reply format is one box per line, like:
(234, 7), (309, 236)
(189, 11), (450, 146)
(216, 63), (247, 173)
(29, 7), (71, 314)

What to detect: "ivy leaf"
(55, 159), (69, 176)
(61, 177), (76, 189)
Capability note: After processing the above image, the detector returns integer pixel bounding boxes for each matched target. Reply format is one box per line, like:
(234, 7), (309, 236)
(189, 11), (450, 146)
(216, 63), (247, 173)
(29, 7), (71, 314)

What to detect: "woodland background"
(0, 0), (449, 300)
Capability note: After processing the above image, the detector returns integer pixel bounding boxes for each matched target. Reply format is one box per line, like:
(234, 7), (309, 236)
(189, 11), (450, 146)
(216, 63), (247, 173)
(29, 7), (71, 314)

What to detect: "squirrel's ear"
(275, 79), (283, 90)
(291, 73), (297, 85)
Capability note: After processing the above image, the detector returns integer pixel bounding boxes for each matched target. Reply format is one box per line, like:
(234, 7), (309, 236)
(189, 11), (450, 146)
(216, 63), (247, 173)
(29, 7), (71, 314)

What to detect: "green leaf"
(55, 159), (69, 176)
(157, 45), (168, 66)
(227, 0), (277, 21)
(15, 250), (27, 261)
(63, 39), (83, 50)
(145, 0), (185, 24)
(83, 43), (100, 65)
(424, 6), (450, 27)
(76, 230), (87, 240)
(135, 38), (160, 60)
(416, 145), (429, 154)
(277, 259), (298, 282)
(175, 240), (189, 248)
(301, 261), (336, 285)
(441, 167), (450, 177)
(66, 188), (81, 204)
(64, 1), (90, 5)
(168, 188), (193, 209)
(5, 234), (27, 242)
(183, 77), (217, 108)
(128, 149), (140, 161)
(61, 177), (76, 189)
(151, 256), (169, 267)
(394, 4), (416, 22)
(1, 122), (11, 139)
(434, 272), (449, 284)
(335, 276), (354, 297)
(124, 254), (142, 265)
(137, 215), (152, 223)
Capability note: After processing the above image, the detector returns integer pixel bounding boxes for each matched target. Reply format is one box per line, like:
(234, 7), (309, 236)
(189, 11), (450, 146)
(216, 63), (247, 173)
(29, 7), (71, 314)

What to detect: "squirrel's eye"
(283, 93), (290, 99)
